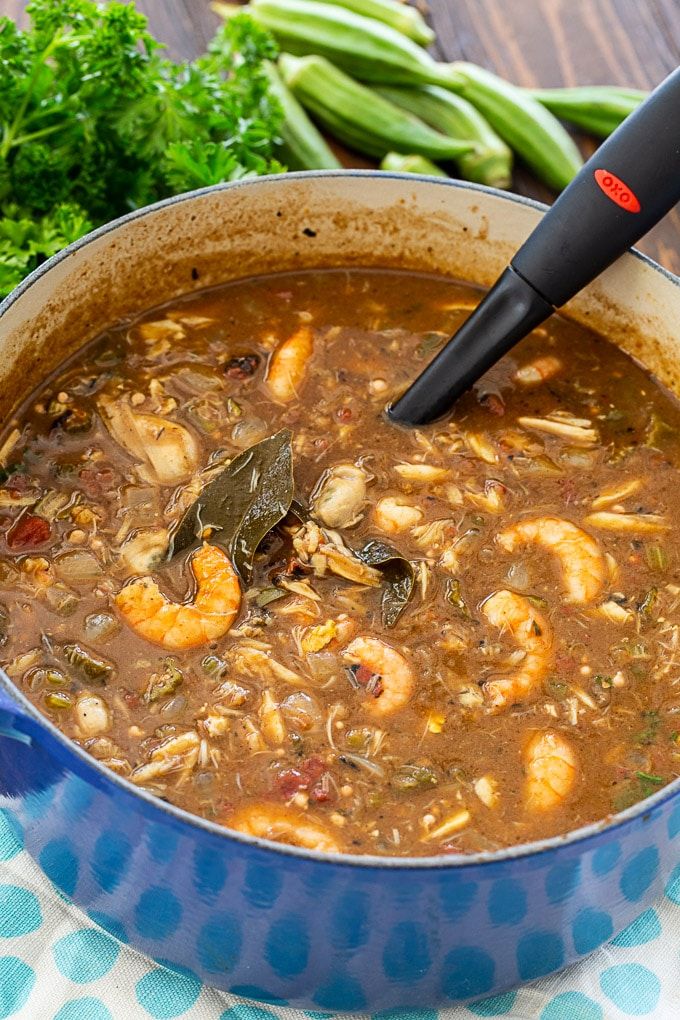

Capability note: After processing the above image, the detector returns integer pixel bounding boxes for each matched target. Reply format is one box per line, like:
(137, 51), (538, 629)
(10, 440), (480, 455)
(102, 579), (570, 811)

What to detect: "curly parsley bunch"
(0, 0), (282, 297)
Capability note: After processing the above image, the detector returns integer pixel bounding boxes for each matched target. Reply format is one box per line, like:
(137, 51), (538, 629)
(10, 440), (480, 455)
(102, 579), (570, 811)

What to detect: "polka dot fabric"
(1, 808), (680, 1019)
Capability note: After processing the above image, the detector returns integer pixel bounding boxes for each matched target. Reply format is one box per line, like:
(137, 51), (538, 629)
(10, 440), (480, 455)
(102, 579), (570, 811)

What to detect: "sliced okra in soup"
(2, 268), (680, 856)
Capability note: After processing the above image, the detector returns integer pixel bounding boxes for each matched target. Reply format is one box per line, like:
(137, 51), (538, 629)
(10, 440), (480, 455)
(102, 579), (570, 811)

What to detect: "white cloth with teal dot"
(0, 810), (678, 1020)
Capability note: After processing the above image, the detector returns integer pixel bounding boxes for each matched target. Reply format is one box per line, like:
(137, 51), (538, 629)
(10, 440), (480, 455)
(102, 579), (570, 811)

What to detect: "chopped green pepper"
(445, 579), (471, 619)
(637, 588), (658, 623)
(143, 659), (184, 704)
(202, 654), (229, 679)
(635, 771), (664, 785)
(391, 763), (439, 792)
(645, 545), (668, 571)
(634, 709), (662, 746)
(543, 676), (569, 701)
(44, 691), (73, 711)
(62, 642), (114, 685)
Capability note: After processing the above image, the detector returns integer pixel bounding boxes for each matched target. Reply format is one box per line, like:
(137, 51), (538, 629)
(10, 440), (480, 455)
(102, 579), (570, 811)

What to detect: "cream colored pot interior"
(2, 173), (680, 422)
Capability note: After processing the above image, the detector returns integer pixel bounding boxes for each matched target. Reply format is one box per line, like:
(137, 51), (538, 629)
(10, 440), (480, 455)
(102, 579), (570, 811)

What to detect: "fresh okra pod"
(280, 53), (474, 162)
(250, 0), (460, 89)
(376, 84), (513, 188)
(264, 60), (341, 170)
(529, 85), (647, 137)
(380, 152), (447, 176)
(312, 0), (434, 47)
(447, 62), (584, 191)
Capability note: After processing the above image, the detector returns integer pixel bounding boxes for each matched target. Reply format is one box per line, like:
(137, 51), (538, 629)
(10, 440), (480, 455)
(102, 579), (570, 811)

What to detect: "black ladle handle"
(389, 65), (680, 426)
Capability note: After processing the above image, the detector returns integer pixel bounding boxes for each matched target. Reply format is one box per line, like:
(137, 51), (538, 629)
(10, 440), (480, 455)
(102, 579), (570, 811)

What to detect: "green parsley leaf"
(0, 2), (282, 299)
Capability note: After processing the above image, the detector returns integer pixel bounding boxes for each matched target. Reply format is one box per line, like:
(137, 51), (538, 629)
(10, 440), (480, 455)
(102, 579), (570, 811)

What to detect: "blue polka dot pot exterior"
(3, 172), (680, 1011)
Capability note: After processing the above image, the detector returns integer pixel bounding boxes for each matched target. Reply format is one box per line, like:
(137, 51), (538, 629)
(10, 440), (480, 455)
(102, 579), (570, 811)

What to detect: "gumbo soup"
(1, 269), (679, 857)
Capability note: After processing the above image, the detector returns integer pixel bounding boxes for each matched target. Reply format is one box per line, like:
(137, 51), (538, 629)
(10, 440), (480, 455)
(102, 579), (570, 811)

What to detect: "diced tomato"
(301, 756), (325, 784)
(122, 689), (140, 709)
(310, 782), (332, 803)
(353, 664), (375, 686)
(276, 768), (305, 799)
(285, 557), (307, 577)
(479, 392), (505, 416)
(558, 478), (578, 504)
(352, 665), (384, 697)
(275, 757), (329, 800)
(79, 465), (115, 497)
(555, 654), (577, 675)
(7, 513), (51, 549)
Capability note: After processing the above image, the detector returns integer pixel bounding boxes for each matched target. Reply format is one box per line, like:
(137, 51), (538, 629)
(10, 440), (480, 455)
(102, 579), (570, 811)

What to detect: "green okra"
(251, 0), (460, 89)
(376, 84), (512, 188)
(312, 0), (434, 46)
(447, 62), (584, 191)
(279, 53), (474, 162)
(264, 60), (341, 170)
(529, 85), (647, 137)
(380, 152), (447, 176)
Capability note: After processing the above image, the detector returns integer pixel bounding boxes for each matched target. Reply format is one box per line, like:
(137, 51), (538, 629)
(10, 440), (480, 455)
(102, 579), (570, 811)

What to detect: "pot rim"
(2, 168), (680, 870)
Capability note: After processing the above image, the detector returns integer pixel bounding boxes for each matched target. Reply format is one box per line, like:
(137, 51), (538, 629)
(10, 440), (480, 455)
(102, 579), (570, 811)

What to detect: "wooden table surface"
(9, 0), (680, 273)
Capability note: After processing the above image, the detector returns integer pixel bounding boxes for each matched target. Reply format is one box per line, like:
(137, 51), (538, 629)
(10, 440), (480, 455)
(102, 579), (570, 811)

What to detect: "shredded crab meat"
(99, 395), (199, 484)
(394, 462), (449, 482)
(584, 511), (669, 533)
(518, 411), (599, 446)
(591, 479), (644, 509)
(130, 730), (200, 786)
(464, 432), (498, 464)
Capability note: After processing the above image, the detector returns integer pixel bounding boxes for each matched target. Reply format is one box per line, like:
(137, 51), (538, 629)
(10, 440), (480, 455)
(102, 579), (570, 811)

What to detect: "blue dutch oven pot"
(1, 172), (679, 1011)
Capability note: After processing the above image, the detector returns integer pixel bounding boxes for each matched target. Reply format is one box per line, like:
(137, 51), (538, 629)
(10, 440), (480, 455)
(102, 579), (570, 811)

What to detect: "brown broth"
(1, 269), (680, 857)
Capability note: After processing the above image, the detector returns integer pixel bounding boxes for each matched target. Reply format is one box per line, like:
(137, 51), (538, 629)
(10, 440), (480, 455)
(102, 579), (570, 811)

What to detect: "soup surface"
(1, 269), (680, 856)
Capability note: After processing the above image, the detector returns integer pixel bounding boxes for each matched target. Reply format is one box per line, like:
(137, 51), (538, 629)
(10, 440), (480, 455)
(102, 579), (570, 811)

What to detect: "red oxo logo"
(593, 168), (641, 212)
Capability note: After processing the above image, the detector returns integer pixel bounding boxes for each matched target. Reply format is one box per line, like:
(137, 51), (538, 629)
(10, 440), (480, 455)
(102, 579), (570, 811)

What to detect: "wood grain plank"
(427, 0), (680, 269)
(6, 0), (680, 271)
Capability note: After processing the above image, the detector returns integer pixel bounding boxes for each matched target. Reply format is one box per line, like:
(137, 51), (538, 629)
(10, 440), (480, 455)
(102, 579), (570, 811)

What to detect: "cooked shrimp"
(265, 325), (313, 402)
(524, 730), (578, 811)
(343, 636), (414, 715)
(228, 802), (340, 852)
(115, 543), (240, 650)
(513, 355), (563, 386)
(482, 590), (553, 710)
(497, 516), (605, 604)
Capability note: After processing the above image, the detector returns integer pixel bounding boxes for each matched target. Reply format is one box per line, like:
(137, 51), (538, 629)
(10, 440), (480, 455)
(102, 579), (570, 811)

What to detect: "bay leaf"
(169, 429), (294, 583)
(289, 497), (310, 522)
(358, 539), (415, 628)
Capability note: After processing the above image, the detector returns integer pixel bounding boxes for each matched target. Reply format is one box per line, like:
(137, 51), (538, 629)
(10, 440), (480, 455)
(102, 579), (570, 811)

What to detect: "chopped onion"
(231, 417), (268, 448)
(55, 550), (103, 583)
(160, 694), (188, 719)
(281, 691), (322, 730)
(306, 651), (340, 683)
(84, 612), (120, 642)
(75, 693), (111, 736)
(506, 561), (529, 589)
